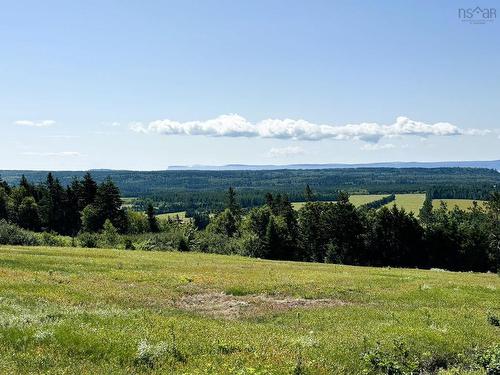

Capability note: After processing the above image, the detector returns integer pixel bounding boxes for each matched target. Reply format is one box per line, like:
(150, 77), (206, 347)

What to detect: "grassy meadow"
(382, 193), (426, 214)
(0, 246), (498, 374)
(291, 194), (388, 210)
(156, 211), (188, 222)
(292, 193), (482, 214)
(432, 199), (487, 210)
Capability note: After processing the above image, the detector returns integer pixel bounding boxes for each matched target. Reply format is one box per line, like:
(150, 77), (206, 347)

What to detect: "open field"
(156, 211), (187, 221)
(383, 193), (426, 214)
(292, 194), (387, 210)
(432, 199), (487, 210)
(384, 195), (487, 214)
(0, 246), (498, 374)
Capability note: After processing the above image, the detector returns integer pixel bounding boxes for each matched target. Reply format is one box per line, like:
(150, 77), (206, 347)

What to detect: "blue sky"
(1, 0), (499, 170)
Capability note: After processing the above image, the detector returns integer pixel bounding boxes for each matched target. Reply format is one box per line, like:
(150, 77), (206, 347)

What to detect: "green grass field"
(0, 246), (498, 374)
(156, 211), (187, 221)
(432, 199), (487, 210)
(292, 194), (387, 210)
(383, 193), (426, 214)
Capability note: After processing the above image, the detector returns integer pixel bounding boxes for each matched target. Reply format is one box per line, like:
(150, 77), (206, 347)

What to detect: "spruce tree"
(305, 184), (315, 202)
(146, 203), (159, 232)
(82, 172), (98, 207)
(419, 194), (434, 226)
(226, 187), (240, 215)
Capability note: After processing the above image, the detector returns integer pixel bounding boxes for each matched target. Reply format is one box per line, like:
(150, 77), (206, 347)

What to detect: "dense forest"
(1, 168), (499, 212)
(0, 172), (499, 273)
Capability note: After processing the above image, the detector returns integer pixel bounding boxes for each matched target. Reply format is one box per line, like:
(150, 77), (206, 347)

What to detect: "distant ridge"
(168, 160), (500, 171)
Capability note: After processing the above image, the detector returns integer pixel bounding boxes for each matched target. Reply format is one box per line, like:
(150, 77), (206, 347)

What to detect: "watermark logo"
(458, 6), (496, 24)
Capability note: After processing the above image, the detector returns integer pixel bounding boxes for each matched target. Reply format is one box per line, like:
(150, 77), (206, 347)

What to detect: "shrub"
(138, 224), (196, 252)
(362, 340), (420, 375)
(134, 328), (185, 369)
(487, 313), (500, 327)
(78, 232), (99, 248)
(38, 232), (68, 247)
(477, 344), (500, 374)
(138, 233), (176, 251)
(0, 219), (40, 246)
(100, 219), (119, 248)
(194, 231), (241, 255)
(124, 238), (135, 250)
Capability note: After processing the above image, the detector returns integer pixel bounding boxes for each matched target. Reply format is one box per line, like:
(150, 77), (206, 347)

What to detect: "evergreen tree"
(63, 184), (81, 235)
(94, 178), (127, 232)
(81, 204), (101, 232)
(18, 196), (41, 231)
(265, 192), (274, 207)
(0, 187), (8, 220)
(419, 194), (434, 226)
(82, 172), (97, 207)
(102, 219), (119, 247)
(42, 173), (66, 233)
(146, 203), (159, 232)
(487, 192), (500, 271)
(305, 184), (315, 202)
(226, 187), (241, 215)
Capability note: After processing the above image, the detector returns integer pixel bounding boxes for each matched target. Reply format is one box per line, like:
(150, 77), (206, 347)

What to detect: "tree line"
(0, 173), (499, 272)
(203, 188), (500, 272)
(0, 173), (127, 235)
(1, 167), (498, 212)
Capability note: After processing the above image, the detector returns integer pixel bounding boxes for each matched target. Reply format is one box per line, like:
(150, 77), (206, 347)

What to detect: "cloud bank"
(131, 114), (484, 143)
(15, 120), (55, 127)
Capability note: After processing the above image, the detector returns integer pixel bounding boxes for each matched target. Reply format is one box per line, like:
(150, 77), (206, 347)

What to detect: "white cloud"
(21, 151), (83, 157)
(268, 146), (305, 158)
(14, 120), (55, 127)
(463, 128), (491, 136)
(361, 143), (396, 151)
(131, 114), (486, 143)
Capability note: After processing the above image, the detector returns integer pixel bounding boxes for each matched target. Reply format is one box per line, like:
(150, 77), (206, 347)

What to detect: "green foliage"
(0, 187), (8, 220)
(101, 219), (119, 248)
(124, 238), (135, 250)
(126, 210), (149, 234)
(17, 196), (41, 231)
(38, 231), (69, 247)
(0, 219), (40, 246)
(419, 194), (434, 226)
(146, 203), (159, 233)
(77, 232), (99, 248)
(487, 313), (500, 327)
(362, 340), (422, 374)
(80, 204), (100, 232)
(207, 208), (240, 237)
(477, 345), (500, 375)
(137, 224), (195, 252)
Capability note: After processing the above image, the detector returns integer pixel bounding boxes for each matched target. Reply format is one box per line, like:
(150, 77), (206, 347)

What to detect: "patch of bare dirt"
(174, 292), (348, 319)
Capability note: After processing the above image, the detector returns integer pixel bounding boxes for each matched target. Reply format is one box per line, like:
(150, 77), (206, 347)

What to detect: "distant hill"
(1, 167), (499, 201)
(168, 160), (500, 171)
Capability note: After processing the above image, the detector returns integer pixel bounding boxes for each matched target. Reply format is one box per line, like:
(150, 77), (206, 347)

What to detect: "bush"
(100, 219), (119, 248)
(78, 232), (99, 248)
(477, 344), (500, 374)
(194, 230), (241, 255)
(0, 219), (40, 246)
(38, 232), (69, 247)
(138, 233), (176, 251)
(124, 238), (135, 250)
(362, 340), (420, 374)
(487, 313), (500, 327)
